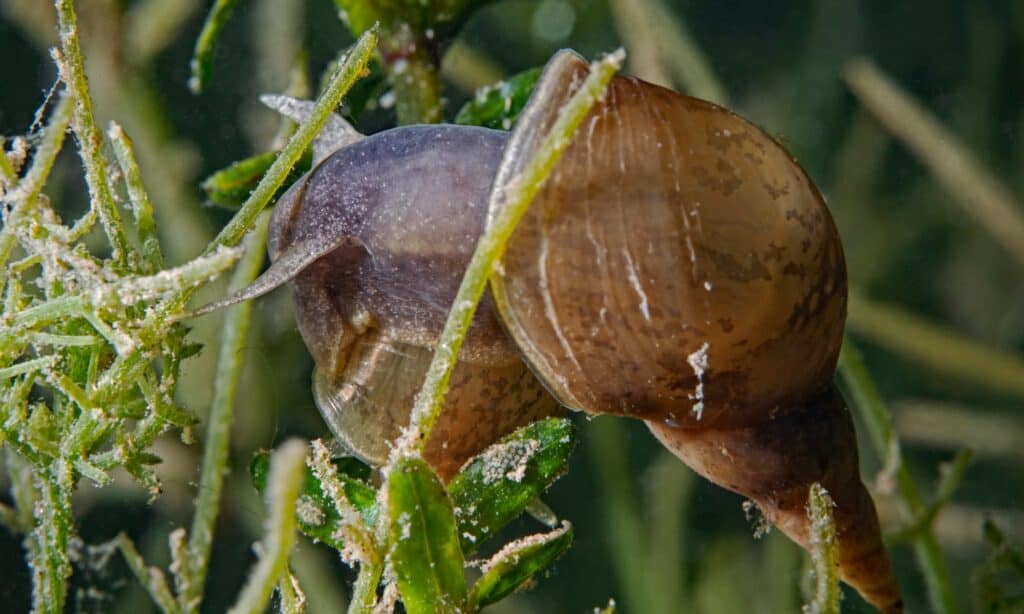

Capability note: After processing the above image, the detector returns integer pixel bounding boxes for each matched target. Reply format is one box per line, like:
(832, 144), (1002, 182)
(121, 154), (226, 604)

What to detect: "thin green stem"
(609, 0), (727, 105)
(804, 484), (840, 614)
(108, 122), (164, 273)
(838, 340), (959, 614)
(401, 50), (624, 456)
(645, 451), (694, 610)
(387, 46), (443, 124)
(116, 533), (181, 614)
(204, 28), (377, 256)
(181, 211), (271, 612)
(889, 449), (974, 543)
(309, 440), (381, 613)
(31, 462), (74, 614)
(54, 0), (132, 271)
(848, 290), (1024, 399)
(227, 439), (307, 614)
(346, 555), (385, 614)
(0, 94), (73, 278)
(189, 0), (243, 94)
(126, 0), (205, 66)
(0, 356), (57, 380)
(0, 137), (18, 185)
(439, 40), (504, 94)
(277, 568), (306, 614)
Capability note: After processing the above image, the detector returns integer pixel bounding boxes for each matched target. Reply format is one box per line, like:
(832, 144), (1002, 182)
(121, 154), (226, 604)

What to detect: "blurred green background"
(1, 0), (1023, 612)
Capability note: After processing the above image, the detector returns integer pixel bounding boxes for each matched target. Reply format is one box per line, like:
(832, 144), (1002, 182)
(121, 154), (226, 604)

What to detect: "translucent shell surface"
(489, 53), (847, 430)
(269, 125), (559, 479)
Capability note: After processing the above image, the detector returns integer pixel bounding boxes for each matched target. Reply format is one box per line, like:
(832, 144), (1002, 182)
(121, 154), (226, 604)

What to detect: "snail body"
(203, 51), (900, 611)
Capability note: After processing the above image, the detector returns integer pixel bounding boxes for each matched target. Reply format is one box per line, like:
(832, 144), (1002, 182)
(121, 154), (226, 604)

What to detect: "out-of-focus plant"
(0, 2), (375, 611)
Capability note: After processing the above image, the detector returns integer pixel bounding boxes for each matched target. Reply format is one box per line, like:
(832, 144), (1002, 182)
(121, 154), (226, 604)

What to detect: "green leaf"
(249, 451), (376, 550)
(387, 457), (467, 614)
(200, 149), (312, 209)
(454, 68), (542, 130)
(448, 417), (575, 550)
(469, 521), (573, 608)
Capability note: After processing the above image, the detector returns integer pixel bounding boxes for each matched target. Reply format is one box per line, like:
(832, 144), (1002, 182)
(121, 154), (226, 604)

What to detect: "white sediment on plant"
(480, 520), (571, 574)
(89, 245), (243, 308)
(308, 439), (365, 533)
(295, 495), (325, 527)
(478, 437), (542, 484)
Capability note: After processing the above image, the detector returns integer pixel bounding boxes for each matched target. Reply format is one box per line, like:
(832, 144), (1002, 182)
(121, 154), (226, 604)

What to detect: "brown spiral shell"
(486, 51), (900, 611)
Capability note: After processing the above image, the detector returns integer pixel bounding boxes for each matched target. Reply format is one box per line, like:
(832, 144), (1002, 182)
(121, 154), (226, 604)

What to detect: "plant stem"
(888, 449), (974, 543)
(108, 123), (164, 273)
(227, 439), (307, 614)
(347, 554), (385, 614)
(189, 0), (242, 94)
(804, 484), (840, 614)
(0, 94), (73, 279)
(116, 533), (180, 614)
(838, 340), (959, 614)
(205, 28), (377, 256)
(31, 462), (74, 614)
(54, 0), (132, 271)
(181, 211), (271, 612)
(386, 44), (443, 124)
(0, 137), (18, 185)
(401, 50), (624, 456)
(609, 0), (727, 104)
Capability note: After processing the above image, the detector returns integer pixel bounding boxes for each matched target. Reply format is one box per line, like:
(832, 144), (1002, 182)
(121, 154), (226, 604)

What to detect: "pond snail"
(198, 50), (902, 611)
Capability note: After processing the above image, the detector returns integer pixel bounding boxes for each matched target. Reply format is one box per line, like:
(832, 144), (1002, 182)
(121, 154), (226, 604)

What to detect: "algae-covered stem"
(166, 27), (377, 320)
(804, 484), (840, 614)
(54, 0), (132, 272)
(396, 48), (626, 458)
(205, 28), (378, 257)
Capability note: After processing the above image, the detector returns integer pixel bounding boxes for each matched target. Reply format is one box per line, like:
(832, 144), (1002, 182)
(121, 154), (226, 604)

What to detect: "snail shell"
(489, 53), (846, 430)
(267, 125), (559, 479)
(485, 51), (899, 611)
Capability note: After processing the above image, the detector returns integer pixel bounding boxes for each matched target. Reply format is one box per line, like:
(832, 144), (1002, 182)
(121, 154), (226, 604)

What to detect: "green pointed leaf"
(388, 457), (467, 614)
(250, 451), (376, 550)
(448, 417), (575, 551)
(469, 521), (573, 608)
(200, 149), (312, 209)
(454, 68), (542, 130)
